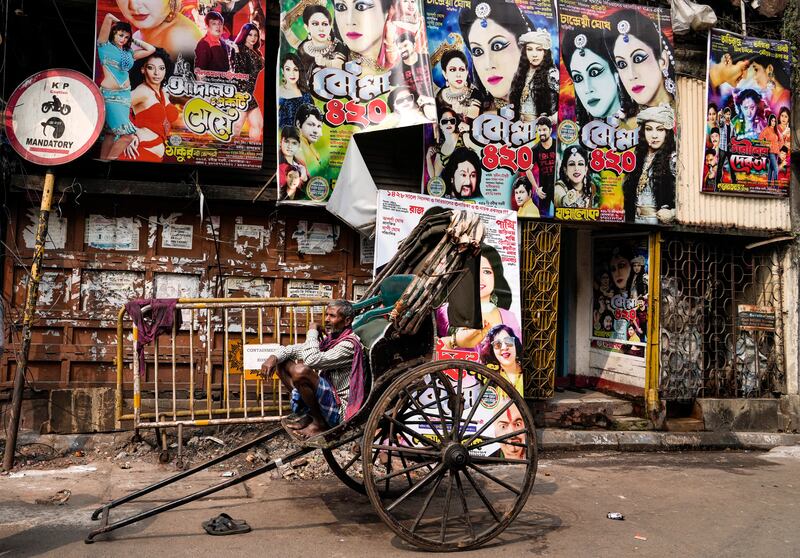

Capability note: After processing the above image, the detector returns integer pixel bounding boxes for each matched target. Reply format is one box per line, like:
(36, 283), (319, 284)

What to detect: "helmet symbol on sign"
(41, 117), (66, 139)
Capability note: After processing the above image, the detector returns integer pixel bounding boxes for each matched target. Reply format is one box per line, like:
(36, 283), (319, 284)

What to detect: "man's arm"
(300, 330), (355, 371)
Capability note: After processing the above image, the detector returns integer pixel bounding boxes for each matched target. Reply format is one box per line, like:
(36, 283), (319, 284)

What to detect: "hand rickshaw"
(86, 208), (538, 551)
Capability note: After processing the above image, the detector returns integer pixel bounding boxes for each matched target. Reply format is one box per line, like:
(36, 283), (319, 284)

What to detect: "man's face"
(299, 116), (323, 143)
(324, 305), (350, 333)
(710, 132), (719, 148)
(495, 403), (525, 459)
(208, 19), (224, 37)
(397, 39), (414, 61)
(724, 112), (731, 124)
(454, 161), (477, 197)
(536, 124), (551, 142)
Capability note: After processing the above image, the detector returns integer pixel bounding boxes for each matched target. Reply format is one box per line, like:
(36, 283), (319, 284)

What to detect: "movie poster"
(93, 0), (266, 168)
(374, 191), (522, 397)
(277, 0), (435, 204)
(375, 191), (524, 455)
(591, 234), (648, 358)
(702, 29), (792, 197)
(421, 0), (559, 217)
(556, 1), (676, 224)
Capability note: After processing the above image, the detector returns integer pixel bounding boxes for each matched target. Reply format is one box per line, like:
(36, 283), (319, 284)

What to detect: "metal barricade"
(115, 298), (331, 430)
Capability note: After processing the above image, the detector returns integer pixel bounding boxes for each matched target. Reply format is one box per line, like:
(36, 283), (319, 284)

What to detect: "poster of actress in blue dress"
(592, 235), (648, 359)
(277, 0), (435, 204)
(701, 29), (792, 197)
(94, 0), (267, 168)
(420, 0), (559, 218)
(556, 1), (676, 225)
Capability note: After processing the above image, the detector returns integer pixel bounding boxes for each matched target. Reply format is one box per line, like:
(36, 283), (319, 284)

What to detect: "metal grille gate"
(520, 221), (561, 399)
(659, 235), (786, 401)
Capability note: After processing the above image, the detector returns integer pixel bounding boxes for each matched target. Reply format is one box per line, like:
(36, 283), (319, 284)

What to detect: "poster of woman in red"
(94, 0), (266, 168)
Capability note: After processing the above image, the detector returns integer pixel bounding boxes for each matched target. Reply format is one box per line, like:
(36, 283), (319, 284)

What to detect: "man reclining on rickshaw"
(258, 300), (365, 438)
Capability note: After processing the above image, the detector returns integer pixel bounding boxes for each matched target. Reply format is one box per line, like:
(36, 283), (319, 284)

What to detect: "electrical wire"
(50, 0), (92, 72)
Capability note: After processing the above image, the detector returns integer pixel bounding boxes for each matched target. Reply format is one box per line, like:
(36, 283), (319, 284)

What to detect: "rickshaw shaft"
(86, 426), (311, 543)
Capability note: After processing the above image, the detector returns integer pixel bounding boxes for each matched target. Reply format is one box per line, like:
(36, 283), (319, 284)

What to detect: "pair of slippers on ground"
(202, 513), (251, 536)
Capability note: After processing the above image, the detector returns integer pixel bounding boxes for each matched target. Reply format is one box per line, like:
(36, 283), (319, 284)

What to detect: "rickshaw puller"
(259, 300), (365, 438)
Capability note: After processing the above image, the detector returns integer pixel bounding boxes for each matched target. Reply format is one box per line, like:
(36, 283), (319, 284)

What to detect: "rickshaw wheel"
(361, 360), (537, 551)
(322, 428), (369, 494)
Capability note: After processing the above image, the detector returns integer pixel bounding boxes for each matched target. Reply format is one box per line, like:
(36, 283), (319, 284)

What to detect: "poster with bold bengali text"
(702, 29), (791, 197)
(591, 235), (648, 359)
(277, 0), (435, 204)
(422, 0), (559, 218)
(93, 0), (266, 168)
(374, 191), (522, 394)
(556, 1), (676, 224)
(375, 191), (525, 456)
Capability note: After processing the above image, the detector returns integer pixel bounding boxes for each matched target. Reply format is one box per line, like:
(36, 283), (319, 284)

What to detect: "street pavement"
(1, 447), (799, 557)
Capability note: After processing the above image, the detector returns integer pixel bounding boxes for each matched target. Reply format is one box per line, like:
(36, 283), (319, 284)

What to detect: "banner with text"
(702, 29), (792, 197)
(94, 0), (266, 168)
(556, 1), (676, 224)
(421, 0), (559, 219)
(278, 0), (435, 204)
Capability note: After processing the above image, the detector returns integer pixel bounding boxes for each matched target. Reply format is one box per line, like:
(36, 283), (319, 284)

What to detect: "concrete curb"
(537, 429), (800, 451)
(8, 429), (800, 455)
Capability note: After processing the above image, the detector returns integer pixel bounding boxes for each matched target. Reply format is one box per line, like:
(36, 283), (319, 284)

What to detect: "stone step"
(666, 417), (705, 432)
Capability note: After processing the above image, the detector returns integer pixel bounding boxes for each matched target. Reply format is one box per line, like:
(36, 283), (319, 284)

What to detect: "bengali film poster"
(702, 29), (792, 197)
(591, 235), (648, 359)
(421, 0), (559, 218)
(556, 1), (676, 224)
(375, 191), (525, 456)
(374, 191), (522, 394)
(93, 0), (266, 168)
(277, 0), (435, 204)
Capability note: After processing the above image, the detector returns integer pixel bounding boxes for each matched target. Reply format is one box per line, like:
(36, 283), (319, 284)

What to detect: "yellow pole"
(3, 170), (55, 471)
(645, 231), (662, 414)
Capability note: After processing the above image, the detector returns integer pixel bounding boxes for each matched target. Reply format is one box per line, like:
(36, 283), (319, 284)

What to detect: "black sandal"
(202, 513), (251, 536)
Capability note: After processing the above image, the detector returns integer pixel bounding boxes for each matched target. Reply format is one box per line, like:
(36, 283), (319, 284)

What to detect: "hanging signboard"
(556, 1), (676, 224)
(421, 0), (559, 217)
(591, 234), (648, 358)
(701, 29), (792, 197)
(4, 69), (104, 165)
(276, 0), (435, 204)
(93, 0), (266, 168)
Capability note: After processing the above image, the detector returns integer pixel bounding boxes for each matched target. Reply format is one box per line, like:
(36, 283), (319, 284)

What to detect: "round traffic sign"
(4, 69), (104, 166)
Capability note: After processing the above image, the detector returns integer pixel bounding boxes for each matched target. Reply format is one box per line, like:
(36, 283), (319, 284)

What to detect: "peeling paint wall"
(1, 199), (374, 388)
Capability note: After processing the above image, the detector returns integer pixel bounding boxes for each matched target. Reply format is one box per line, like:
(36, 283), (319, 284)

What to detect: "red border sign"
(4, 69), (104, 166)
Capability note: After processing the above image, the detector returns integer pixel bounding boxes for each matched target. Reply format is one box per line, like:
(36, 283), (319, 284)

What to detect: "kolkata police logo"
(426, 176), (446, 197)
(306, 177), (330, 201)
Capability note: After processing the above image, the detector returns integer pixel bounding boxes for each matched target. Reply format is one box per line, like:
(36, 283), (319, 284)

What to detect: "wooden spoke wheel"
(322, 428), (373, 495)
(361, 360), (537, 551)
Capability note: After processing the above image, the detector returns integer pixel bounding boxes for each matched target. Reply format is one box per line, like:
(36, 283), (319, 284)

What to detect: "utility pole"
(3, 171), (55, 471)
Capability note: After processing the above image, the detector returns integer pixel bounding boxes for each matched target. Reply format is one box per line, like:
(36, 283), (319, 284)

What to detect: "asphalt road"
(1, 448), (799, 557)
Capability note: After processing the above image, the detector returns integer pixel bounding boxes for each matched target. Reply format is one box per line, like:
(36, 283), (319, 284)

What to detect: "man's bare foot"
(295, 421), (327, 439)
(286, 415), (312, 430)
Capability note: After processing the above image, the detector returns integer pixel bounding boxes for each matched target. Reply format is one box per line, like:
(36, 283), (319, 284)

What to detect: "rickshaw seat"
(351, 274), (413, 329)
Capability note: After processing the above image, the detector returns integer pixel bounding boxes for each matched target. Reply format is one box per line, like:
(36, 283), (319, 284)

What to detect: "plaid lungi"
(290, 375), (341, 427)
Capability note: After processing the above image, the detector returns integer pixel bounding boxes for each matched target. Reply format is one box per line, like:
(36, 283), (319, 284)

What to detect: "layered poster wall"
(94, 0), (266, 168)
(702, 29), (792, 197)
(592, 235), (648, 359)
(421, 0), (559, 216)
(277, 0), (435, 204)
(556, 1), (676, 224)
